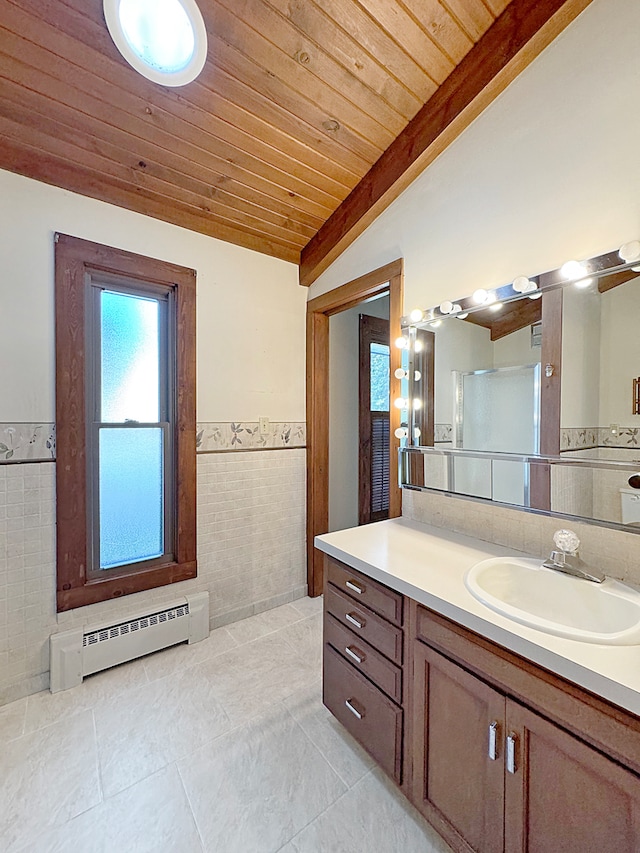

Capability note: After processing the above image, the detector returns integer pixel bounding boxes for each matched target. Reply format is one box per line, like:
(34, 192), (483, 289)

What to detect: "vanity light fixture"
(394, 397), (408, 410)
(414, 339), (424, 352)
(439, 301), (454, 315)
(484, 291), (497, 306)
(409, 308), (424, 323)
(449, 303), (462, 314)
(414, 370), (421, 381)
(619, 240), (640, 263)
(561, 260), (589, 281)
(528, 291), (542, 300)
(473, 288), (489, 305)
(394, 427), (408, 439)
(103, 0), (208, 86)
(395, 336), (409, 350)
(457, 312), (469, 319)
(513, 276), (538, 294)
(413, 398), (422, 410)
(394, 367), (407, 380)
(413, 427), (421, 439)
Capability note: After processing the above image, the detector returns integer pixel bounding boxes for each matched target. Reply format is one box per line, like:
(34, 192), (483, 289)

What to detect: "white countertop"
(315, 517), (640, 717)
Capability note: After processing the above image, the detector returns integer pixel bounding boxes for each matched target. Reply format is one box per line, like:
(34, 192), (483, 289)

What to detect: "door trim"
(306, 260), (404, 596)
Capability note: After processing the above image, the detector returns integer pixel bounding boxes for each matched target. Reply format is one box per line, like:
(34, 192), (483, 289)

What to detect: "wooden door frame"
(306, 260), (404, 596)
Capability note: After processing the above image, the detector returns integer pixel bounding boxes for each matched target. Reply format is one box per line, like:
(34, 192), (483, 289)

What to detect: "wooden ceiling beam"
(299, 0), (593, 287)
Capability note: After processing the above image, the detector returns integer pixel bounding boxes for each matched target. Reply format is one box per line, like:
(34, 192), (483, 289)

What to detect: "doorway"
(306, 260), (404, 596)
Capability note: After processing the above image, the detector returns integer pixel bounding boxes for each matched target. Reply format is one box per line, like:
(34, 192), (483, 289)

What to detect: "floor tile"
(289, 769), (454, 853)
(279, 613), (323, 671)
(21, 765), (203, 853)
(196, 631), (319, 727)
(178, 703), (347, 853)
(142, 626), (238, 683)
(25, 656), (149, 734)
(0, 697), (26, 744)
(0, 710), (101, 853)
(95, 663), (232, 798)
(284, 682), (374, 788)
(290, 596), (323, 618)
(225, 603), (304, 646)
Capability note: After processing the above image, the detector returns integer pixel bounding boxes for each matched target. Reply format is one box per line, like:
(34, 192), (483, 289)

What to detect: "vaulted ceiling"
(0, 0), (589, 283)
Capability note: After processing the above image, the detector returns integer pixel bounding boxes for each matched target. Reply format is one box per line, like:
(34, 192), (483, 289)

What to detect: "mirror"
(400, 245), (640, 531)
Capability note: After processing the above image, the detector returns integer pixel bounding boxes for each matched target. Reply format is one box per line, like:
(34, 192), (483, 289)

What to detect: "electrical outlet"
(259, 416), (270, 435)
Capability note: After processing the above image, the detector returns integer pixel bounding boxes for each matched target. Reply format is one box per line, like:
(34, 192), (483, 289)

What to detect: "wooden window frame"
(55, 234), (197, 612)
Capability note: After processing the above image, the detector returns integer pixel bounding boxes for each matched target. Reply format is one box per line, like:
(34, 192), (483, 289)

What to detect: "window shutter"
(370, 411), (390, 519)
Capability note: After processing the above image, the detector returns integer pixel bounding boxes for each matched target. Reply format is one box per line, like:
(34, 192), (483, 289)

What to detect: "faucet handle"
(553, 529), (580, 554)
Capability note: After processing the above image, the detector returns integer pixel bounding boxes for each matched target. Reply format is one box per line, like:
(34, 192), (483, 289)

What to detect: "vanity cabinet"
(322, 556), (405, 784)
(412, 605), (640, 853)
(321, 554), (640, 853)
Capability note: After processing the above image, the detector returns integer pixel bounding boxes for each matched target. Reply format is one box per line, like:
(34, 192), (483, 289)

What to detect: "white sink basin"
(465, 557), (640, 645)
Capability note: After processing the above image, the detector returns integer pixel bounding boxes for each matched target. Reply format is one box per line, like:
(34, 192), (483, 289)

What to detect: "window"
(55, 235), (197, 611)
(359, 314), (390, 524)
(103, 0), (208, 87)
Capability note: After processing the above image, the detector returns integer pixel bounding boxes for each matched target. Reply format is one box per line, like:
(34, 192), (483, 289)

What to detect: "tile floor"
(0, 598), (453, 853)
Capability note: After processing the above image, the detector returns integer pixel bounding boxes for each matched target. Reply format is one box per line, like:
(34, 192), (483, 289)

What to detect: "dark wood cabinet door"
(505, 700), (640, 853)
(412, 642), (505, 853)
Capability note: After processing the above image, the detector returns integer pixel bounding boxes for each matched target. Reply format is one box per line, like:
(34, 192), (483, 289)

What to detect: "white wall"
(328, 295), (389, 532)
(0, 169), (306, 423)
(308, 0), (640, 317)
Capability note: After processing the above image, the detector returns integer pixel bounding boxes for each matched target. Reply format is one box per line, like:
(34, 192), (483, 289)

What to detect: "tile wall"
(0, 447), (306, 706)
(402, 488), (640, 586)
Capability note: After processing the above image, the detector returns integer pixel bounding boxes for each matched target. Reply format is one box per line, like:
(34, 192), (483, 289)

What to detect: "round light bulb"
(512, 275), (531, 293)
(409, 308), (424, 323)
(489, 302), (503, 312)
(450, 303), (461, 313)
(473, 288), (489, 305)
(574, 277), (594, 289)
(414, 339), (424, 352)
(394, 367), (407, 380)
(528, 291), (542, 300)
(429, 320), (442, 329)
(457, 312), (469, 319)
(619, 240), (640, 263)
(439, 300), (453, 314)
(413, 398), (422, 410)
(413, 427), (421, 439)
(394, 427), (408, 439)
(414, 370), (421, 381)
(394, 397), (408, 409)
(395, 336), (409, 350)
(561, 260), (588, 281)
(523, 279), (538, 293)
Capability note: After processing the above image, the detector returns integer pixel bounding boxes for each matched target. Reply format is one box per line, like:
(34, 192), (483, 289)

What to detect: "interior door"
(359, 314), (390, 524)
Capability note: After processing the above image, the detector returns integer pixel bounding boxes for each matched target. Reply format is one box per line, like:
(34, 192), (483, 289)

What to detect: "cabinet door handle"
(345, 612), (364, 629)
(345, 698), (364, 720)
(345, 645), (365, 664)
(506, 733), (517, 774)
(346, 580), (365, 594)
(488, 721), (499, 760)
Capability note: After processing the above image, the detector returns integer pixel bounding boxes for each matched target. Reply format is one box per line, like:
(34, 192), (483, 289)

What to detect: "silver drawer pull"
(345, 699), (363, 720)
(346, 580), (364, 594)
(345, 645), (365, 664)
(345, 612), (364, 629)
(506, 733), (517, 774)
(488, 721), (498, 761)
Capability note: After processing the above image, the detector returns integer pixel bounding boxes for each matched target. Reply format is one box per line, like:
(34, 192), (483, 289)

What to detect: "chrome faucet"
(542, 529), (605, 584)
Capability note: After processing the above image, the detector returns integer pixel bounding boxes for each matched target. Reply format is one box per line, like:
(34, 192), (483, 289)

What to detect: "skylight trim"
(103, 0), (208, 87)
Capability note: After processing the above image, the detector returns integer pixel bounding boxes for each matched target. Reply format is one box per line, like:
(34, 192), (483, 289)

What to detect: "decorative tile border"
(0, 421), (306, 463)
(434, 423), (452, 443)
(196, 422), (306, 452)
(0, 423), (55, 462)
(561, 426), (640, 451)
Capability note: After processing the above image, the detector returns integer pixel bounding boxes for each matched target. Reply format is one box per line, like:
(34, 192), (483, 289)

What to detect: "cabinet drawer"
(323, 644), (403, 784)
(324, 612), (402, 703)
(326, 584), (403, 664)
(327, 558), (403, 627)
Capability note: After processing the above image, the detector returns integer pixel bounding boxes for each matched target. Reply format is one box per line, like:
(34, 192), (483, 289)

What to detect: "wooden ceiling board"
(0, 0), (586, 266)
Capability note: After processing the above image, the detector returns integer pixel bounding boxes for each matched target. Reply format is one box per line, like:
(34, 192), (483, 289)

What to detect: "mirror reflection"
(404, 252), (640, 531)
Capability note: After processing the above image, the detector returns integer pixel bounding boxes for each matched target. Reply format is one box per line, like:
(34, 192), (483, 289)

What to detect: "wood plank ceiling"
(0, 0), (586, 277)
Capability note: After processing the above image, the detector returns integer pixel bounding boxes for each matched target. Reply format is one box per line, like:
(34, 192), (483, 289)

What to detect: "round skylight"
(103, 0), (207, 86)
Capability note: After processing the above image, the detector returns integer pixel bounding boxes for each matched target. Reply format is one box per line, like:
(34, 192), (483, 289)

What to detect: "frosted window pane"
(101, 290), (160, 422)
(99, 428), (164, 569)
(370, 342), (390, 411)
(119, 0), (195, 73)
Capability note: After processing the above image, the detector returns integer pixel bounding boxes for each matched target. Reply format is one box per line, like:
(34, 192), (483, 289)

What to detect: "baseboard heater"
(49, 591), (209, 693)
